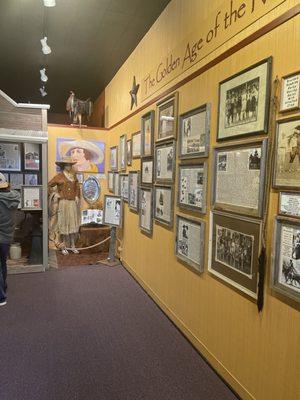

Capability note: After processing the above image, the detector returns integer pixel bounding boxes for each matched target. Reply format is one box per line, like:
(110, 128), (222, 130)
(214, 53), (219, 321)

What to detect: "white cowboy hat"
(59, 140), (104, 164)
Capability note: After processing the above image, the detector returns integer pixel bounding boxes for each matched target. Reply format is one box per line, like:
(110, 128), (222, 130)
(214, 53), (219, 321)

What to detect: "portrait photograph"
(280, 71), (300, 113)
(141, 159), (153, 185)
(119, 174), (129, 201)
(156, 92), (178, 142)
(128, 171), (140, 212)
(103, 195), (123, 228)
(132, 131), (141, 158)
(141, 111), (154, 157)
(154, 185), (173, 227)
(24, 143), (40, 171)
(110, 146), (118, 171)
(155, 141), (176, 184)
(0, 142), (21, 171)
(178, 164), (207, 213)
(127, 139), (132, 166)
(119, 134), (127, 171)
(139, 186), (153, 235)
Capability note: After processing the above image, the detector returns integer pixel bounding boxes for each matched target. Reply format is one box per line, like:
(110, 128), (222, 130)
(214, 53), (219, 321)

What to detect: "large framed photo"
(217, 57), (272, 141)
(119, 174), (129, 202)
(155, 141), (176, 184)
(108, 171), (114, 192)
(127, 139), (132, 166)
(0, 142), (21, 171)
(132, 131), (141, 159)
(141, 159), (153, 185)
(103, 194), (123, 227)
(139, 186), (153, 235)
(178, 163), (207, 213)
(280, 71), (300, 113)
(110, 146), (118, 171)
(141, 111), (155, 157)
(271, 217), (300, 302)
(208, 211), (262, 299)
(119, 134), (127, 171)
(279, 192), (300, 218)
(128, 171), (140, 212)
(21, 185), (43, 210)
(212, 140), (267, 217)
(156, 92), (178, 142)
(113, 172), (120, 196)
(179, 104), (211, 159)
(154, 185), (174, 228)
(24, 143), (40, 171)
(175, 214), (205, 273)
(273, 117), (300, 190)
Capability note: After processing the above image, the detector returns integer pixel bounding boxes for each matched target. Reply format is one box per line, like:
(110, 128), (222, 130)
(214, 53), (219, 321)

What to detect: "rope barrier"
(50, 236), (111, 251)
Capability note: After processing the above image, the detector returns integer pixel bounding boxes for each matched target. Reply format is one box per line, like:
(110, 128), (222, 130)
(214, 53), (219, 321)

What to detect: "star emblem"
(129, 76), (140, 110)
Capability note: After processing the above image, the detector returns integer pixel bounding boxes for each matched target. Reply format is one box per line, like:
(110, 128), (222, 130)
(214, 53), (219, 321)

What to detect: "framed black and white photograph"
(280, 71), (300, 113)
(155, 141), (176, 184)
(273, 117), (300, 190)
(119, 174), (129, 202)
(21, 185), (43, 210)
(179, 104), (211, 159)
(0, 142), (21, 171)
(10, 173), (23, 189)
(113, 172), (120, 196)
(212, 140), (267, 217)
(24, 142), (40, 171)
(154, 185), (174, 228)
(108, 171), (114, 192)
(24, 174), (38, 186)
(279, 192), (300, 218)
(141, 159), (153, 185)
(208, 211), (262, 299)
(127, 139), (132, 166)
(128, 171), (140, 212)
(141, 110), (155, 157)
(139, 186), (153, 235)
(178, 163), (207, 213)
(175, 214), (205, 273)
(156, 92), (178, 142)
(271, 217), (300, 302)
(119, 134), (127, 171)
(132, 131), (141, 159)
(110, 146), (118, 171)
(103, 194), (123, 228)
(217, 58), (272, 141)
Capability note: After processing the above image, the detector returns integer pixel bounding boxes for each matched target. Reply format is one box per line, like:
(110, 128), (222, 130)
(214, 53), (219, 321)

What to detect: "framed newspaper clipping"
(154, 185), (174, 228)
(103, 194), (123, 228)
(139, 186), (153, 236)
(279, 192), (300, 218)
(119, 134), (127, 171)
(212, 140), (267, 217)
(22, 185), (43, 210)
(132, 131), (141, 159)
(178, 163), (207, 213)
(109, 146), (118, 171)
(113, 172), (120, 196)
(141, 158), (154, 185)
(119, 173), (129, 202)
(280, 71), (300, 113)
(175, 214), (205, 273)
(128, 171), (140, 212)
(217, 57), (272, 141)
(0, 142), (21, 171)
(141, 110), (155, 157)
(127, 139), (132, 166)
(156, 92), (178, 143)
(155, 141), (176, 184)
(179, 104), (210, 159)
(108, 171), (114, 192)
(271, 217), (300, 302)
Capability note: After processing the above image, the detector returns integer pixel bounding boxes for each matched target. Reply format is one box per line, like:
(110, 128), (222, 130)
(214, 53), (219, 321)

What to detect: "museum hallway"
(0, 264), (238, 400)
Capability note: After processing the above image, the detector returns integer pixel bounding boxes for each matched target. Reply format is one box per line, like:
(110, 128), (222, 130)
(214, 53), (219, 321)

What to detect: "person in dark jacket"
(0, 173), (20, 306)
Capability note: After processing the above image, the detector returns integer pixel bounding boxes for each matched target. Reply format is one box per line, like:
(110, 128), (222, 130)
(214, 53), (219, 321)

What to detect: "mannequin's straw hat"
(55, 156), (76, 168)
(0, 172), (8, 189)
(59, 140), (104, 164)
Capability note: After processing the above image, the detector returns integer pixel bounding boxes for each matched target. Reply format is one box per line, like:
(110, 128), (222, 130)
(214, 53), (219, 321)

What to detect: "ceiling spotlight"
(40, 68), (48, 82)
(43, 0), (56, 6)
(39, 86), (47, 97)
(40, 36), (51, 55)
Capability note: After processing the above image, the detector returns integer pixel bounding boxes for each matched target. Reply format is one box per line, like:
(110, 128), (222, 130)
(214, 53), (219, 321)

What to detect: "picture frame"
(208, 211), (262, 299)
(175, 214), (205, 273)
(217, 57), (272, 141)
(119, 173), (129, 202)
(127, 139), (132, 166)
(212, 140), (268, 218)
(108, 171), (114, 192)
(178, 163), (207, 213)
(139, 186), (153, 236)
(24, 174), (38, 186)
(273, 116), (300, 190)
(119, 134), (127, 171)
(82, 176), (101, 205)
(141, 159), (154, 185)
(24, 142), (40, 171)
(128, 171), (140, 212)
(154, 185), (174, 228)
(155, 141), (176, 184)
(103, 194), (123, 228)
(179, 103), (211, 159)
(21, 185), (43, 210)
(271, 217), (300, 303)
(156, 92), (178, 143)
(110, 146), (118, 171)
(0, 142), (21, 171)
(10, 173), (23, 189)
(132, 131), (141, 159)
(113, 172), (120, 196)
(141, 110), (155, 157)
(279, 192), (300, 218)
(280, 71), (300, 113)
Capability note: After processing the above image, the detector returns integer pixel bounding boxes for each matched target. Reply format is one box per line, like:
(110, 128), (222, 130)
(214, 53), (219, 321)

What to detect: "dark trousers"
(0, 243), (9, 301)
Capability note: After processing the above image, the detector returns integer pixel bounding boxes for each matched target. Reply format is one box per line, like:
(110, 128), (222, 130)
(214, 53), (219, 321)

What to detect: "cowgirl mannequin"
(48, 157), (80, 255)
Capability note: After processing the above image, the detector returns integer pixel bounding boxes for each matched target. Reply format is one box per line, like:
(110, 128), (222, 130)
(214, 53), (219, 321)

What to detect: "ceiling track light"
(43, 0), (56, 7)
(40, 36), (51, 55)
(39, 86), (47, 97)
(40, 68), (48, 82)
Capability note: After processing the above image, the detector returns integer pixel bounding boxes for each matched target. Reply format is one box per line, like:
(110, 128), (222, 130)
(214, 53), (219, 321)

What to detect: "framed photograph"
(82, 176), (101, 205)
(141, 110), (155, 157)
(156, 92), (178, 142)
(154, 185), (174, 228)
(113, 172), (120, 196)
(132, 131), (141, 159)
(81, 209), (103, 225)
(128, 171), (140, 212)
(279, 192), (300, 218)
(271, 217), (300, 302)
(273, 117), (300, 190)
(119, 174), (129, 202)
(280, 71), (300, 113)
(139, 186), (153, 235)
(24, 143), (40, 171)
(103, 194), (123, 227)
(217, 57), (272, 141)
(110, 146), (118, 171)
(155, 141), (176, 184)
(21, 185), (43, 210)
(208, 211), (262, 299)
(127, 139), (132, 166)
(141, 159), (153, 185)
(212, 140), (267, 217)
(0, 142), (21, 171)
(24, 174), (38, 186)
(108, 171), (114, 192)
(119, 134), (127, 171)
(179, 104), (211, 159)
(178, 163), (207, 213)
(10, 173), (23, 189)
(175, 214), (205, 273)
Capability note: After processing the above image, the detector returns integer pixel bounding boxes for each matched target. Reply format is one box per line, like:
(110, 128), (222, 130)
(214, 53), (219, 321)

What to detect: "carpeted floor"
(0, 264), (238, 400)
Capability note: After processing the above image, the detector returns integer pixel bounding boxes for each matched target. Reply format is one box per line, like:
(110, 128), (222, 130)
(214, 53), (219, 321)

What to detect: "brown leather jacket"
(48, 172), (80, 201)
